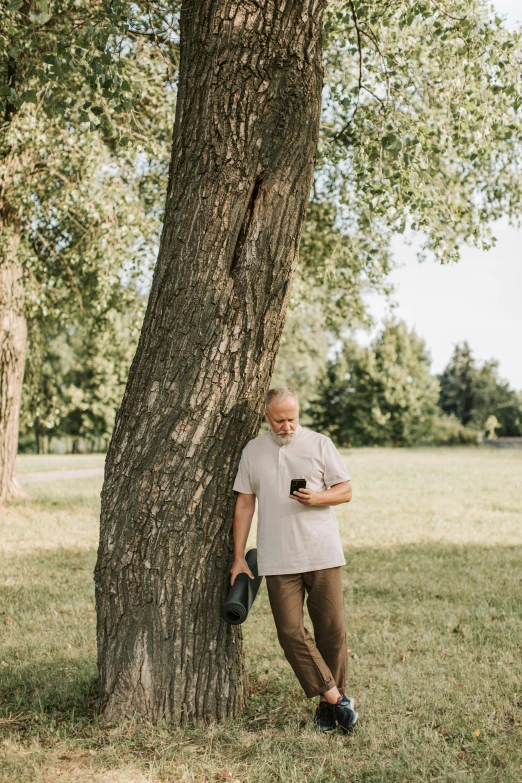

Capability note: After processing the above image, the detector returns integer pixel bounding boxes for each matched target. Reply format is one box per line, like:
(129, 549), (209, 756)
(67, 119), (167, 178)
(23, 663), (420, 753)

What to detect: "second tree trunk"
(0, 217), (27, 503)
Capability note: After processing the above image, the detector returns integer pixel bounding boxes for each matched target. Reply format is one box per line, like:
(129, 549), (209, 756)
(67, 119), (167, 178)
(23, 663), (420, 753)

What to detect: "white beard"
(269, 426), (297, 447)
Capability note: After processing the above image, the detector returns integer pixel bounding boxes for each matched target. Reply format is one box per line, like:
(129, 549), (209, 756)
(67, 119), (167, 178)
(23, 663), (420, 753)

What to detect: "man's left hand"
(289, 488), (321, 506)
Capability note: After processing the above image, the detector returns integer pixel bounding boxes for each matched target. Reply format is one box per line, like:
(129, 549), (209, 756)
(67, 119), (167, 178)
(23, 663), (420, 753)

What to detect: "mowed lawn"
(1, 448), (521, 783)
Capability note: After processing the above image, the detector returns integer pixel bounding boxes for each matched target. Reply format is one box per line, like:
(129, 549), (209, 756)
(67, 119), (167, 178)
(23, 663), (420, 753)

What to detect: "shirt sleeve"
(323, 437), (351, 487)
(232, 448), (254, 494)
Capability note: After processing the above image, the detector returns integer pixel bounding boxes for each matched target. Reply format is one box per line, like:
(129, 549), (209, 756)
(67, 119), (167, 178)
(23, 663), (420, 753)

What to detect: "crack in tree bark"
(229, 176), (263, 277)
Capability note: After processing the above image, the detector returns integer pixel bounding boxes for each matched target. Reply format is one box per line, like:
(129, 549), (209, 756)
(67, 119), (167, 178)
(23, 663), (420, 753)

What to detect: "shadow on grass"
(0, 657), (99, 722)
(0, 547), (98, 724)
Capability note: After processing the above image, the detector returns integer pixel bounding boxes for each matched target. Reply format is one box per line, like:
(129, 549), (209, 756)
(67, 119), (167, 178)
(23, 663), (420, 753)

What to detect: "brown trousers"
(265, 566), (348, 698)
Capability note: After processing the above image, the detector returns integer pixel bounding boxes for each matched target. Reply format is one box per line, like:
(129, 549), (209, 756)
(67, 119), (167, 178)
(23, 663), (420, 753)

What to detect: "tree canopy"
(320, 0), (522, 263)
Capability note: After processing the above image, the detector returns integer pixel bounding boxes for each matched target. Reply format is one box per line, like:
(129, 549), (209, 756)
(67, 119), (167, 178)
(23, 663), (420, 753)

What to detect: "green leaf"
(20, 89), (38, 104)
(7, 0), (23, 10)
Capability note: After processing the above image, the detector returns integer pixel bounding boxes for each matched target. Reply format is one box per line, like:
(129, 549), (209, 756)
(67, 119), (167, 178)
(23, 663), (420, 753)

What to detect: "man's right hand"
(230, 557), (255, 586)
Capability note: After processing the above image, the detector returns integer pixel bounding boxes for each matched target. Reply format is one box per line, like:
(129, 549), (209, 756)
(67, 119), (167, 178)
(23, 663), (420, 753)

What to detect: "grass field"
(1, 448), (521, 782)
(15, 453), (106, 474)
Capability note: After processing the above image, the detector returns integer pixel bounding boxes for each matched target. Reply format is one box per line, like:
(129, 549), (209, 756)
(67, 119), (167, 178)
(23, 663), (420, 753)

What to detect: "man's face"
(265, 397), (300, 446)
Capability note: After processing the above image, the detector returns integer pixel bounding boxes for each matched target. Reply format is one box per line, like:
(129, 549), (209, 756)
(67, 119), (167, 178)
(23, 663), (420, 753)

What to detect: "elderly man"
(230, 386), (358, 734)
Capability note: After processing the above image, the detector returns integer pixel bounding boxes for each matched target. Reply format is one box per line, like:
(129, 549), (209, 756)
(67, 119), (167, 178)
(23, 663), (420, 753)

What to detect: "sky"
(352, 0), (522, 390)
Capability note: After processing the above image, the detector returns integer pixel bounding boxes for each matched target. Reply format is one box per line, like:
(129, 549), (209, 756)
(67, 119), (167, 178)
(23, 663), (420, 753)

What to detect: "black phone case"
(290, 479), (307, 495)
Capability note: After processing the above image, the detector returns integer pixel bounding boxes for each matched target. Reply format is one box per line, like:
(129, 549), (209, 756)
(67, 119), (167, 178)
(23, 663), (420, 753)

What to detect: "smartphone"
(290, 478), (307, 496)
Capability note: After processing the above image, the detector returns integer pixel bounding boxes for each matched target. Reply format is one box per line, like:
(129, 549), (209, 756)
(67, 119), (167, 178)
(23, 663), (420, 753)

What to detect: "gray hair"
(265, 386), (299, 411)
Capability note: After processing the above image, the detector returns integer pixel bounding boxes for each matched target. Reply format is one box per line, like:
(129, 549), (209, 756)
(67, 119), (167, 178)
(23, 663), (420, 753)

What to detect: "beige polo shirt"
(232, 424), (350, 576)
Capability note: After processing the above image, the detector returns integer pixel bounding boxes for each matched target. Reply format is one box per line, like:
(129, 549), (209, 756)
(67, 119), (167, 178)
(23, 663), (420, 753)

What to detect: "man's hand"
(230, 557), (255, 586)
(289, 481), (352, 507)
(289, 487), (322, 506)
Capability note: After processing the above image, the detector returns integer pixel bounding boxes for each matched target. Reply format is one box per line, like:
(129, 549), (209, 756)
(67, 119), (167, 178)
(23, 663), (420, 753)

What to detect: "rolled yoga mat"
(221, 548), (263, 625)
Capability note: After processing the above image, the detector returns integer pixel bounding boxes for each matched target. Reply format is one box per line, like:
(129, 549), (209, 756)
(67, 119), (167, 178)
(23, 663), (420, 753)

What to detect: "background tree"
(308, 319), (440, 446)
(272, 197), (392, 412)
(438, 342), (476, 426)
(20, 298), (144, 453)
(96, 0), (522, 725)
(438, 342), (522, 435)
(0, 0), (179, 499)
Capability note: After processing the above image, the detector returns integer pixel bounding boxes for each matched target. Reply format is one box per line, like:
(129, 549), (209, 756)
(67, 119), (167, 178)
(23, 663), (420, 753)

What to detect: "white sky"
(356, 0), (522, 390)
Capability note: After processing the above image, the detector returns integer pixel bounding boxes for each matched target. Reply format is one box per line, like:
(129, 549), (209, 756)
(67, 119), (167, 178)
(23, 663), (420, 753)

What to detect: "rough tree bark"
(0, 211), (27, 503)
(95, 0), (326, 724)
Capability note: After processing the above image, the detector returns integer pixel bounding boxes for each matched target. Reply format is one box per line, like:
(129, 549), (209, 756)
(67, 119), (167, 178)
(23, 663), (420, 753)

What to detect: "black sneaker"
(333, 694), (358, 733)
(313, 700), (337, 733)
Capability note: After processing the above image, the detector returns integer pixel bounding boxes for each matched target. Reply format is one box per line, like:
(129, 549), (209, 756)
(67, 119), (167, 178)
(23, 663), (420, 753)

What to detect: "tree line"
(20, 309), (521, 451)
(306, 324), (521, 446)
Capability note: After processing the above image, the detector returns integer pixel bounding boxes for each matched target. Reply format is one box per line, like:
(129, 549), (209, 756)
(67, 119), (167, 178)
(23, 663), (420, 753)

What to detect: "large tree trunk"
(95, 0), (326, 725)
(0, 214), (27, 503)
